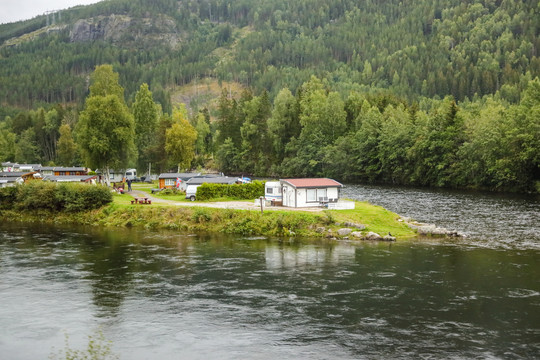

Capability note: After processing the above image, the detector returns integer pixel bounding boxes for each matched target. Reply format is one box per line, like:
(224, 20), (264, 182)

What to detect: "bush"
(0, 181), (113, 212)
(160, 188), (183, 195)
(192, 208), (211, 223)
(56, 183), (113, 212)
(0, 186), (17, 210)
(196, 181), (265, 201)
(16, 181), (59, 211)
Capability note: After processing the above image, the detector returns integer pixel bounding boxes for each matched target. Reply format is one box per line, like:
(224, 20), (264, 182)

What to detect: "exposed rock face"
(70, 14), (180, 47)
(337, 228), (352, 236)
(71, 19), (105, 42)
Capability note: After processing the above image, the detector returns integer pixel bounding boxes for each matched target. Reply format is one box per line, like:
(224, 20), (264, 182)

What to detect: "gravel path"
(128, 190), (324, 212)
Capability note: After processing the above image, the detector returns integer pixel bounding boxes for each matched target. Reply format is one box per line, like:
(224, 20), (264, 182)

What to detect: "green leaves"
(77, 66), (135, 178)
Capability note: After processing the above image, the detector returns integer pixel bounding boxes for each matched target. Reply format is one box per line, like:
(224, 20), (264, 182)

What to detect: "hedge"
(196, 180), (265, 201)
(0, 181), (113, 212)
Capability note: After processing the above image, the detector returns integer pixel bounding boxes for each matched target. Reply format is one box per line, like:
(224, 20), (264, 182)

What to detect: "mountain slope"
(0, 0), (538, 110)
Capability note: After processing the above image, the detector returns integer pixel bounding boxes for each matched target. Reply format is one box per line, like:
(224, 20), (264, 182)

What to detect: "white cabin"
(280, 178), (343, 208)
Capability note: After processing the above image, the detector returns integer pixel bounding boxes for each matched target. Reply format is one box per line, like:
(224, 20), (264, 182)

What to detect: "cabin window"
(164, 179), (175, 186)
(307, 188), (327, 202)
(267, 188), (273, 194)
(307, 189), (317, 202)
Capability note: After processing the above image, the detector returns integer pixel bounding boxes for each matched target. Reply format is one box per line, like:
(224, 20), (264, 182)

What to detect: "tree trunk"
(104, 166), (111, 186)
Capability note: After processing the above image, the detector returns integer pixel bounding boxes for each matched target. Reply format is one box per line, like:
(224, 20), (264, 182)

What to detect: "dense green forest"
(0, 0), (538, 192)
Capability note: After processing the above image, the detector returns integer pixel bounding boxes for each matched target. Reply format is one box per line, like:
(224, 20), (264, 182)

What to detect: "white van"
(185, 184), (200, 201)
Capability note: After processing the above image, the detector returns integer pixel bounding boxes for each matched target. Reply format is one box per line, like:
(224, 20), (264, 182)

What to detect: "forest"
(0, 0), (538, 192)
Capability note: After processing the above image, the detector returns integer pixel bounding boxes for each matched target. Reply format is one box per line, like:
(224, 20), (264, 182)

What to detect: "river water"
(343, 184), (540, 250)
(0, 186), (539, 359)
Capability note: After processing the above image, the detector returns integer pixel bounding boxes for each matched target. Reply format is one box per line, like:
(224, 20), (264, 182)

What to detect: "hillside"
(0, 0), (538, 194)
(0, 0), (538, 111)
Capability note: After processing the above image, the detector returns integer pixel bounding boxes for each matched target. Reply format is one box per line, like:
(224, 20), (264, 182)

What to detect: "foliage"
(0, 0), (539, 193)
(49, 330), (118, 360)
(0, 181), (112, 212)
(56, 124), (78, 166)
(196, 181), (265, 201)
(159, 188), (183, 195)
(1, 0), (538, 108)
(55, 183), (114, 212)
(77, 65), (136, 182)
(132, 83), (159, 173)
(0, 186), (17, 210)
(165, 105), (197, 171)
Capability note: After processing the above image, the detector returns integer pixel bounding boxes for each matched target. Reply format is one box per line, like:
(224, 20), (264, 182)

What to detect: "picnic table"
(131, 197), (152, 205)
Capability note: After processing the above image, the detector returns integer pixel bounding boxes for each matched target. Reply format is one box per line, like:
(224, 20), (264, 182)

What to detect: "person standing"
(127, 178), (132, 192)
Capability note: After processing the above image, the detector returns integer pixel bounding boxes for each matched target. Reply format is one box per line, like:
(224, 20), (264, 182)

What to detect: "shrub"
(56, 183), (112, 212)
(192, 208), (212, 223)
(196, 181), (265, 200)
(4, 181), (113, 212)
(0, 186), (17, 210)
(16, 181), (59, 211)
(160, 188), (183, 195)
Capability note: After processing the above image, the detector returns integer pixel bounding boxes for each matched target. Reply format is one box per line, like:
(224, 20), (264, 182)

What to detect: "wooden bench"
(131, 197), (152, 205)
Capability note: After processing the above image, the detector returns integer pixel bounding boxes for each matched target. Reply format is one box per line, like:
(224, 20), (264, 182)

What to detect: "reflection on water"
(0, 223), (539, 359)
(265, 244), (356, 269)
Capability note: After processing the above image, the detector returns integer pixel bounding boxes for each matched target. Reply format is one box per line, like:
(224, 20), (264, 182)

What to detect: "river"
(343, 184), (540, 249)
(0, 186), (539, 359)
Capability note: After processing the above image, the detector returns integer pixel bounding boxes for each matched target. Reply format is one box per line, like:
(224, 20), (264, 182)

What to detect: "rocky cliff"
(70, 14), (180, 47)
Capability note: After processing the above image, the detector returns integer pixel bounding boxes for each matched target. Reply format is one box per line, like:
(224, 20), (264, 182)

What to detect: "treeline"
(0, 68), (538, 193)
(213, 76), (539, 193)
(0, 0), (539, 108)
(0, 65), (210, 177)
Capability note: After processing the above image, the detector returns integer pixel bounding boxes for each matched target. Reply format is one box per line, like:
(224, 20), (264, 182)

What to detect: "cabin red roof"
(281, 178), (343, 188)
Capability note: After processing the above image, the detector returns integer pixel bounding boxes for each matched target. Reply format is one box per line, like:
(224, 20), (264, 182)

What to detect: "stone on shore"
(342, 222), (366, 230)
(364, 231), (382, 240)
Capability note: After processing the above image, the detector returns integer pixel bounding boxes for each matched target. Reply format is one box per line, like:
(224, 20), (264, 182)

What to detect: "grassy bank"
(0, 196), (417, 239)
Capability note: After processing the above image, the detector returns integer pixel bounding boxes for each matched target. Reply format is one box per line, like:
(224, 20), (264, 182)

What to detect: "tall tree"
(56, 124), (78, 166)
(268, 88), (301, 164)
(77, 65), (135, 185)
(132, 83), (159, 174)
(165, 106), (197, 172)
(0, 125), (16, 162)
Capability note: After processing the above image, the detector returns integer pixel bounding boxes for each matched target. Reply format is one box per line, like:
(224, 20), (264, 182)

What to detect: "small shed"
(158, 172), (201, 190)
(280, 178), (343, 208)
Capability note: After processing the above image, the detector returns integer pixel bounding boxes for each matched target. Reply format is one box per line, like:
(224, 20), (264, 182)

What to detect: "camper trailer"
(125, 169), (137, 181)
(265, 181), (282, 205)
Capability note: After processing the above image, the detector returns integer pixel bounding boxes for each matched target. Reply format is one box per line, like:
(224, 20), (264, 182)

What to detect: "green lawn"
(328, 201), (415, 238)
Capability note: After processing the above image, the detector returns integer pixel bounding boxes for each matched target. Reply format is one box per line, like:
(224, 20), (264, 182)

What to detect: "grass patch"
(2, 198), (417, 240)
(329, 201), (414, 238)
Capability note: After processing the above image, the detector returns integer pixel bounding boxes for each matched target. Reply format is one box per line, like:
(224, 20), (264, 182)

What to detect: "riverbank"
(1, 197), (421, 240)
